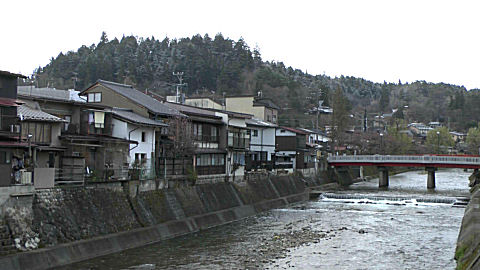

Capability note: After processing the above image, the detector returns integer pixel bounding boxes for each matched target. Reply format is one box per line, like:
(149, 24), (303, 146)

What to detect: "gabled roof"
(18, 105), (65, 122)
(111, 108), (168, 127)
(0, 70), (27, 79)
(83, 80), (184, 117)
(164, 102), (224, 124)
(279, 126), (309, 135)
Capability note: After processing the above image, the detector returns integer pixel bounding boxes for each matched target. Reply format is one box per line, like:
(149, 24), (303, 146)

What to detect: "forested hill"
(31, 32), (480, 131)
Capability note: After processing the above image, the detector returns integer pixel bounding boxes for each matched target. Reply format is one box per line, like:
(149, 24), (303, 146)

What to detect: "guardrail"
(327, 155), (480, 165)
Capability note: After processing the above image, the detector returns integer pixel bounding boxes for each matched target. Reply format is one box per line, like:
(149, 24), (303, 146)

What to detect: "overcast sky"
(2, 0), (479, 89)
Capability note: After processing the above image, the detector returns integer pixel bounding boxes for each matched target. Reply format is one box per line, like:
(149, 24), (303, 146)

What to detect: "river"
(59, 168), (470, 270)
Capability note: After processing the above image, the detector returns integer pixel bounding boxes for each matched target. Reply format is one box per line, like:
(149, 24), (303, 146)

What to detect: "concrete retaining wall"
(456, 171), (480, 269)
(0, 175), (316, 270)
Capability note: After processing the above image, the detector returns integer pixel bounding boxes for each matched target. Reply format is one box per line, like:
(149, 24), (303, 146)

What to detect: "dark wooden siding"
(276, 136), (296, 151)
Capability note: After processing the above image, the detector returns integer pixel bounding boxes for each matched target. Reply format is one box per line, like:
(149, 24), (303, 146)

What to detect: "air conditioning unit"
(10, 124), (20, 133)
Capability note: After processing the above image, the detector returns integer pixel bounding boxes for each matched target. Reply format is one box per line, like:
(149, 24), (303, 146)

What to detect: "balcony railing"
(193, 134), (218, 143)
(196, 165), (225, 175)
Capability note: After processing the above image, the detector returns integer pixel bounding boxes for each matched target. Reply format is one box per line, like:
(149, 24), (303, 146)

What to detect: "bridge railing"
(327, 155), (480, 165)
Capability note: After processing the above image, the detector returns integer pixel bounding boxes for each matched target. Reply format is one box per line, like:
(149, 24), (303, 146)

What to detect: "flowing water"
(60, 169), (470, 270)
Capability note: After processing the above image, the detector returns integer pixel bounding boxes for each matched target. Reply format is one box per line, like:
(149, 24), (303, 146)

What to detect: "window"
(211, 126), (218, 141)
(196, 154), (225, 166)
(233, 153), (245, 165)
(252, 130), (258, 137)
(141, 132), (146, 142)
(0, 151), (10, 164)
(64, 115), (71, 131)
(193, 123), (202, 139)
(87, 93), (102, 103)
(272, 115), (277, 123)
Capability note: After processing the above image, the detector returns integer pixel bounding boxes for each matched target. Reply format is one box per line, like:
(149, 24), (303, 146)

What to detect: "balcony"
(228, 136), (249, 149)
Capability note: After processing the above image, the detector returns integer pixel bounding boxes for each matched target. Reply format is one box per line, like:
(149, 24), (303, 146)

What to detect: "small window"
(64, 115), (71, 131)
(252, 130), (258, 137)
(87, 92), (102, 103)
(141, 132), (146, 142)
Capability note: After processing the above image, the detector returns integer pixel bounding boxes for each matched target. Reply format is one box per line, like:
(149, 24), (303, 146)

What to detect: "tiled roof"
(111, 108), (168, 127)
(18, 105), (65, 122)
(246, 118), (277, 127)
(18, 86), (86, 103)
(90, 80), (184, 117)
(164, 102), (218, 117)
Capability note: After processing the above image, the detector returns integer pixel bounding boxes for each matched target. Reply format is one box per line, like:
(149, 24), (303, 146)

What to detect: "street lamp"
(436, 131), (440, 154)
(380, 133), (384, 154)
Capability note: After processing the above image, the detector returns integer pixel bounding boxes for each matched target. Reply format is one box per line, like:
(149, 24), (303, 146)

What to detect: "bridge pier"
(426, 167), (437, 189)
(378, 166), (389, 188)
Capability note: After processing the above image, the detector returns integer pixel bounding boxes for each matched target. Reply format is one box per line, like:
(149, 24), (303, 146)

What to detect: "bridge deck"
(327, 155), (480, 169)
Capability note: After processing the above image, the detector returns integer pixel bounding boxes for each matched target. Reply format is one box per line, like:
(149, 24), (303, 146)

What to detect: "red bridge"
(327, 155), (480, 189)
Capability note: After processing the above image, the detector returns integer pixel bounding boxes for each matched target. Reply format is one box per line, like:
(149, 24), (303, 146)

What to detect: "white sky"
(2, 0), (479, 89)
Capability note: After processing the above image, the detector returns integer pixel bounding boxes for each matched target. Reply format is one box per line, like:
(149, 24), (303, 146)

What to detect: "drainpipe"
(128, 126), (140, 152)
(226, 117), (232, 180)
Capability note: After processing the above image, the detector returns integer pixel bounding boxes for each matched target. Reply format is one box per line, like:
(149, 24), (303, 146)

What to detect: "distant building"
(450, 131), (467, 143)
(408, 123), (433, 137)
(429, 122), (442, 129)
(225, 95), (279, 124)
(185, 97), (223, 110)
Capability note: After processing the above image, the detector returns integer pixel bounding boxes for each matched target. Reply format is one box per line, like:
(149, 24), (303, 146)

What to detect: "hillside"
(29, 32), (480, 131)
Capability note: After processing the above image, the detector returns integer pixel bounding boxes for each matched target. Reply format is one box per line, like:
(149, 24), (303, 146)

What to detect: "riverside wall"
(456, 170), (480, 270)
(0, 174), (321, 270)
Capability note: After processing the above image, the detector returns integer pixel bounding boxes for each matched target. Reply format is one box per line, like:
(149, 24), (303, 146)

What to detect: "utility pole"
(316, 88), (323, 131)
(72, 72), (78, 90)
(173, 72), (187, 104)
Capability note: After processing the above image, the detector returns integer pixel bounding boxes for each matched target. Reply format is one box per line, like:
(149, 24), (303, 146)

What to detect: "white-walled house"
(246, 118), (277, 171)
(110, 108), (168, 174)
(213, 110), (252, 181)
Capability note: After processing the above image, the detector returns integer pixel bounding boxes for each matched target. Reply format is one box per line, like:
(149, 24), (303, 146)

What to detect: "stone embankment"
(0, 174), (321, 270)
(456, 170), (480, 269)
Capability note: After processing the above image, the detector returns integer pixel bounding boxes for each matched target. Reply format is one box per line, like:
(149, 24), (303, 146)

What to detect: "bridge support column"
(426, 167), (437, 189)
(378, 166), (389, 188)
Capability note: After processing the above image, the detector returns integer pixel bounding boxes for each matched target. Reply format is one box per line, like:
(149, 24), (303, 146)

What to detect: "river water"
(61, 169), (470, 270)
